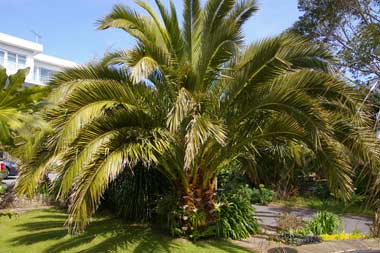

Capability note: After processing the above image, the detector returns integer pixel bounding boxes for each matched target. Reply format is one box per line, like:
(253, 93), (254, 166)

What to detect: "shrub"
(251, 184), (274, 205)
(250, 188), (261, 202)
(218, 162), (273, 205)
(225, 183), (274, 205)
(218, 161), (250, 192)
(306, 211), (342, 235)
(216, 194), (260, 239)
(229, 184), (255, 201)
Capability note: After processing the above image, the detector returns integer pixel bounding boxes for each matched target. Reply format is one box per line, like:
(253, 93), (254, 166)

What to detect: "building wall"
(0, 32), (77, 85)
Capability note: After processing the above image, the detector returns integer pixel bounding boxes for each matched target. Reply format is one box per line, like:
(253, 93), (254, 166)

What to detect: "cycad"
(16, 0), (380, 234)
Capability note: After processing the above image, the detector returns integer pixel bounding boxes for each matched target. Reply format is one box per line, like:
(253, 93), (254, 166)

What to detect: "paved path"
(253, 204), (373, 235)
(234, 237), (380, 253)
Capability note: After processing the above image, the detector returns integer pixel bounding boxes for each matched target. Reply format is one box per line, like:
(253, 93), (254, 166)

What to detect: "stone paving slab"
(296, 239), (380, 253)
(233, 237), (380, 253)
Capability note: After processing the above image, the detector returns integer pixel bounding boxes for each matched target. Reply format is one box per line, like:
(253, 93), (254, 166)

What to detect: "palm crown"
(17, 0), (380, 233)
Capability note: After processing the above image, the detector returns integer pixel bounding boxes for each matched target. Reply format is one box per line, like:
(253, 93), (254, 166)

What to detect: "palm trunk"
(177, 176), (218, 234)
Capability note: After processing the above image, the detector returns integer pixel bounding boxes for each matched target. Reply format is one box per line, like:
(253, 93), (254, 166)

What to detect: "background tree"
(293, 0), (380, 84)
(294, 1), (380, 236)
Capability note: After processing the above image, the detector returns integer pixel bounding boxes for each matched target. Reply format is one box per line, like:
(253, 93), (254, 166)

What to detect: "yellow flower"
(320, 233), (366, 241)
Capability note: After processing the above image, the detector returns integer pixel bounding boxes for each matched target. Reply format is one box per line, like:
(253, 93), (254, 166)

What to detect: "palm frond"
(57, 128), (126, 199)
(67, 128), (170, 232)
(184, 115), (226, 170)
(167, 88), (196, 133)
(183, 0), (201, 62)
(16, 152), (65, 197)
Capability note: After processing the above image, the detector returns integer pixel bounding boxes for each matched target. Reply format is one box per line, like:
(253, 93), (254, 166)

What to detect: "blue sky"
(0, 0), (300, 64)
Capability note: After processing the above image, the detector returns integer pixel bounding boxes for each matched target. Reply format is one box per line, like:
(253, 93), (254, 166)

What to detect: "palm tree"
(0, 67), (48, 146)
(17, 0), (380, 234)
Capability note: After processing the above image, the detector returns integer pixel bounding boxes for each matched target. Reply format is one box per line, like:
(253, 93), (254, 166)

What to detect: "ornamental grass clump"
(306, 211), (342, 235)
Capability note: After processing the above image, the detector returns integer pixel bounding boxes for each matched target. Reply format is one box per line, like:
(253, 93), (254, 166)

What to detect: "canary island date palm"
(16, 0), (380, 234)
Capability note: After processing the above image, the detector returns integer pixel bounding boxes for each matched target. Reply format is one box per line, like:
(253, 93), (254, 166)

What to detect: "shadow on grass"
(9, 210), (251, 253)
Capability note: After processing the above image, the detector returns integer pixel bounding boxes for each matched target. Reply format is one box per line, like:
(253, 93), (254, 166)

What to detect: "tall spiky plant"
(17, 0), (380, 235)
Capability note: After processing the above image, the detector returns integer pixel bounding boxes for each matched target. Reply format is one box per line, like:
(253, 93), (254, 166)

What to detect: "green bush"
(216, 194), (260, 239)
(306, 211), (342, 235)
(230, 184), (255, 201)
(225, 183), (274, 205)
(218, 161), (273, 205)
(251, 184), (274, 205)
(218, 161), (249, 190)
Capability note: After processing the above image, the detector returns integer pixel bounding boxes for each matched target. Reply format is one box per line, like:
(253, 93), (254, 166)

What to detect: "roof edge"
(0, 32), (43, 53)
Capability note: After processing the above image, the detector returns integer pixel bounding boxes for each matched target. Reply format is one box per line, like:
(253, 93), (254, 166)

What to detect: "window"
(8, 52), (17, 69)
(39, 67), (56, 83)
(0, 51), (4, 66)
(18, 55), (26, 68)
(7, 52), (27, 70)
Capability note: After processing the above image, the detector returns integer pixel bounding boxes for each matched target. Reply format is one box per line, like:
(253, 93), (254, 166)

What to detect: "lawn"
(274, 196), (374, 217)
(0, 208), (253, 253)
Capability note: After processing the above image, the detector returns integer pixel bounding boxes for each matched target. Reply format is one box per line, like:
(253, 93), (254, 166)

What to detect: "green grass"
(0, 208), (254, 253)
(273, 196), (374, 217)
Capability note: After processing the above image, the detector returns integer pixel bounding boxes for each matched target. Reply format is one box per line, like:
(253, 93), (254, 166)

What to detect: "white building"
(0, 32), (77, 85)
